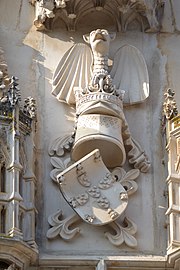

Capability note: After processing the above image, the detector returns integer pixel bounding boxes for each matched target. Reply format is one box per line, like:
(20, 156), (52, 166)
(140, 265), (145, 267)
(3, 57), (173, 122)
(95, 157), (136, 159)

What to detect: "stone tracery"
(30, 0), (165, 32)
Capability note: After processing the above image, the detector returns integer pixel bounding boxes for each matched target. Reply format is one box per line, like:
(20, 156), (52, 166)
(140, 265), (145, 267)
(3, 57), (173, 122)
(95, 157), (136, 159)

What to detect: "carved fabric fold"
(52, 43), (93, 105)
(110, 44), (149, 105)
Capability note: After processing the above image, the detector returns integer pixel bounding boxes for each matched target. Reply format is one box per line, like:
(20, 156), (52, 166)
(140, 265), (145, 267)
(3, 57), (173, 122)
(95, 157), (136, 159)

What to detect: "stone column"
(7, 106), (23, 239)
(166, 115), (180, 252)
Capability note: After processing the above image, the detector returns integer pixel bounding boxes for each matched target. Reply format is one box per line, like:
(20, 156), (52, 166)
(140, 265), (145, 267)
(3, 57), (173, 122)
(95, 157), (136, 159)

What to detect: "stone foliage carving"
(23, 97), (36, 119)
(163, 88), (178, 120)
(47, 209), (137, 248)
(0, 127), (10, 164)
(106, 217), (137, 247)
(0, 47), (8, 81)
(47, 210), (80, 240)
(31, 0), (164, 32)
(48, 29), (150, 247)
(30, 0), (70, 30)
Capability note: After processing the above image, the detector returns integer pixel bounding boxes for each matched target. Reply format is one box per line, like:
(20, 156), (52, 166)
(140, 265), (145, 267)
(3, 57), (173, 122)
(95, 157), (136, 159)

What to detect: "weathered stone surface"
(1, 0), (180, 269)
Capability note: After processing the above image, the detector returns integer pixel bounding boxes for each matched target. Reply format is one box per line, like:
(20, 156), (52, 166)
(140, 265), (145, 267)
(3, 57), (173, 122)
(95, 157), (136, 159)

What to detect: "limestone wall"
(0, 0), (180, 269)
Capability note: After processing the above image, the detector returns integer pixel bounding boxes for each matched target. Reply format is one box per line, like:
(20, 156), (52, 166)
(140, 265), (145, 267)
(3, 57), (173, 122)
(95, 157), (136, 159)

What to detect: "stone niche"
(2, 0), (180, 269)
(27, 0), (167, 260)
(30, 0), (165, 33)
(43, 15), (166, 260)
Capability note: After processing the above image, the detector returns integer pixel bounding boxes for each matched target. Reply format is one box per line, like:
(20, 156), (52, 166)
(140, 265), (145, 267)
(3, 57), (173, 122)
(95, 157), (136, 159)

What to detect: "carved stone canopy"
(0, 47), (36, 133)
(30, 0), (165, 32)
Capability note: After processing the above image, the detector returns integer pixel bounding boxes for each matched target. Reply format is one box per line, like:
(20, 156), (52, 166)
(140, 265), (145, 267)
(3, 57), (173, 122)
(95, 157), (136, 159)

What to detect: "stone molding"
(38, 255), (175, 269)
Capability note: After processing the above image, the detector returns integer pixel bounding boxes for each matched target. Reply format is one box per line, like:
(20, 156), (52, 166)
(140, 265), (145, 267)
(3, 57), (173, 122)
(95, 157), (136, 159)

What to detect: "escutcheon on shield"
(57, 149), (128, 226)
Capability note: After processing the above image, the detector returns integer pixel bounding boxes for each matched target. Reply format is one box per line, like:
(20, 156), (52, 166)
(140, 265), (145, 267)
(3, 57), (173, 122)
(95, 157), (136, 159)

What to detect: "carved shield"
(57, 149), (128, 226)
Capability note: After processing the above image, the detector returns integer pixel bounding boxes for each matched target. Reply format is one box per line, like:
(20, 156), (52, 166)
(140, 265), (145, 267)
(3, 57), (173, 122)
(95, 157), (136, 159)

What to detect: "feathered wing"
(110, 44), (149, 105)
(52, 43), (93, 105)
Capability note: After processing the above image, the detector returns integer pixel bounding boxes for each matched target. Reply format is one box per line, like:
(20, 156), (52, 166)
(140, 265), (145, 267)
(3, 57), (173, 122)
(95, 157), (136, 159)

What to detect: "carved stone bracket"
(30, 0), (164, 32)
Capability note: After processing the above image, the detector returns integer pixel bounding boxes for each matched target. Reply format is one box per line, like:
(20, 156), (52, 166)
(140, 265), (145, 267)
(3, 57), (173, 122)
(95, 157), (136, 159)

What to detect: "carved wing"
(110, 44), (149, 105)
(52, 43), (93, 105)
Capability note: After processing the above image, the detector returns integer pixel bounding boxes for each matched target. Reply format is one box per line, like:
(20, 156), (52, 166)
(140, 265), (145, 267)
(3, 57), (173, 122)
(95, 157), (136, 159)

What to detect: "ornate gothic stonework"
(30, 0), (165, 32)
(0, 47), (38, 268)
(163, 89), (180, 255)
(47, 29), (150, 247)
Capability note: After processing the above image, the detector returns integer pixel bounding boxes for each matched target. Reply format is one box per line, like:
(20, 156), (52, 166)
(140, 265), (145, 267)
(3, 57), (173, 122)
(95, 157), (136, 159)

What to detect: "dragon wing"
(110, 44), (149, 105)
(52, 43), (93, 106)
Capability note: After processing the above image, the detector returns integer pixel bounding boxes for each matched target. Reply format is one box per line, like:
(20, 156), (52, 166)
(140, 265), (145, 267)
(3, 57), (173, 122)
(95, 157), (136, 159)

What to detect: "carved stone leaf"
(59, 215), (81, 240)
(48, 209), (63, 226)
(123, 217), (137, 235)
(105, 217), (137, 248)
(48, 135), (73, 157)
(121, 180), (138, 195)
(50, 168), (62, 182)
(50, 157), (71, 182)
(112, 168), (139, 195)
(105, 222), (124, 246)
(121, 169), (140, 181)
(47, 210), (81, 240)
(50, 156), (66, 170)
(123, 230), (137, 247)
(111, 167), (126, 181)
(122, 217), (137, 247)
(47, 224), (62, 239)
(120, 169), (139, 195)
